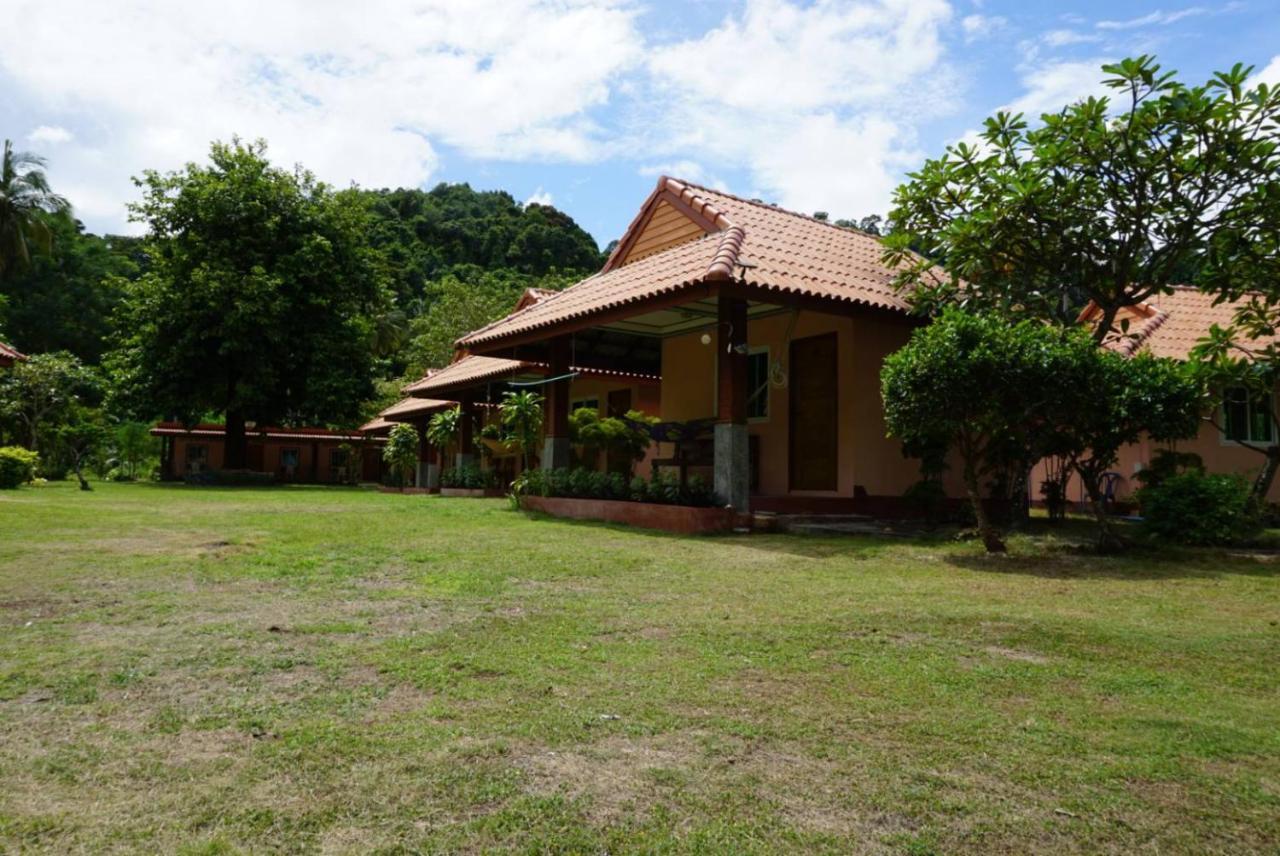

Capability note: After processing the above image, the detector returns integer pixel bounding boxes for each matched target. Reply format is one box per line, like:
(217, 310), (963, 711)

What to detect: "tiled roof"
(1090, 287), (1276, 360)
(404, 355), (537, 397)
(403, 353), (661, 398)
(378, 396), (456, 422)
(459, 176), (917, 349)
(150, 422), (370, 441)
(0, 340), (27, 364)
(358, 417), (395, 434)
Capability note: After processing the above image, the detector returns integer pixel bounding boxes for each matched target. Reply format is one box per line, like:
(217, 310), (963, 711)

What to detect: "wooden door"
(789, 333), (838, 491)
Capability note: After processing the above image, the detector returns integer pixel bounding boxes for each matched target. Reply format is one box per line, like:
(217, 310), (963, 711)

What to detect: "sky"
(4, 1), (1279, 249)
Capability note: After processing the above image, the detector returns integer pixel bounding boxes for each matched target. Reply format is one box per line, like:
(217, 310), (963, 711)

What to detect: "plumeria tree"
(884, 57), (1280, 342)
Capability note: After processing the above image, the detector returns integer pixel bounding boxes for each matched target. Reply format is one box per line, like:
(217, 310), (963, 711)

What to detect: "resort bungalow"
(1035, 287), (1280, 507)
(152, 422), (382, 483)
(421, 176), (956, 514)
(0, 340), (26, 368)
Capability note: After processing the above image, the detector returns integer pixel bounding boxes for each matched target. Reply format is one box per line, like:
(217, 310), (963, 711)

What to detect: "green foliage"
(886, 57), (1280, 340)
(881, 310), (1099, 551)
(1134, 449), (1205, 491)
(426, 406), (461, 451)
(902, 478), (950, 523)
(0, 140), (71, 279)
(513, 467), (717, 507)
(568, 407), (655, 475)
(1138, 472), (1261, 546)
(0, 446), (38, 488)
(106, 139), (386, 463)
(399, 267), (575, 376)
(0, 351), (101, 459)
(109, 421), (159, 481)
(0, 215), (139, 363)
(499, 390), (543, 473)
(382, 423), (419, 488)
(361, 184), (601, 307)
(54, 407), (109, 491)
(440, 464), (495, 490)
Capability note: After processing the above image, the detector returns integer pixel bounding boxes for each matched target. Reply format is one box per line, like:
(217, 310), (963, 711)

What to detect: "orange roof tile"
(1089, 287), (1276, 360)
(459, 176), (918, 349)
(359, 416), (395, 434)
(403, 355), (538, 397)
(403, 353), (660, 398)
(378, 396), (456, 422)
(150, 422), (370, 441)
(0, 340), (27, 365)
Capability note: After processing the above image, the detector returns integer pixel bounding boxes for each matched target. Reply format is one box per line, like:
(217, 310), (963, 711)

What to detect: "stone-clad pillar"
(714, 294), (750, 510)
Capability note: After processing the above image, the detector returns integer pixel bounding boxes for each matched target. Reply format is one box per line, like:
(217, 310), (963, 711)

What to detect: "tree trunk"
(1251, 448), (1280, 504)
(964, 467), (1006, 553)
(73, 458), (91, 491)
(224, 406), (248, 470)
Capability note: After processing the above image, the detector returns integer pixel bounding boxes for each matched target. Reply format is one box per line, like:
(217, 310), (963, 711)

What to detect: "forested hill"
(362, 183), (603, 307)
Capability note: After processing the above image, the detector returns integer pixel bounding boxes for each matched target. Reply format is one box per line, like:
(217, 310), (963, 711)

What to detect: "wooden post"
(542, 335), (572, 470)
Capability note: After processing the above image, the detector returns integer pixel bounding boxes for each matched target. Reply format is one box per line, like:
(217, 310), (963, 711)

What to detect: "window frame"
(746, 346), (771, 422)
(1220, 386), (1277, 447)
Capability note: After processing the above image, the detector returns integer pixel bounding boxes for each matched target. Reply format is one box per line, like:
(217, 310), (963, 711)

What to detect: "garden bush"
(441, 464), (495, 490)
(0, 447), (40, 489)
(513, 468), (719, 507)
(1138, 471), (1261, 546)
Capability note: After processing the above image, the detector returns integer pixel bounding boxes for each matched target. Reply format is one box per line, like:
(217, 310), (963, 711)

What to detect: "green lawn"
(0, 483), (1277, 854)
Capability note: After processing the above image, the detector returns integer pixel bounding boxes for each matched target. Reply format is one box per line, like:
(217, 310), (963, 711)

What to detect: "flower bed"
(519, 495), (740, 534)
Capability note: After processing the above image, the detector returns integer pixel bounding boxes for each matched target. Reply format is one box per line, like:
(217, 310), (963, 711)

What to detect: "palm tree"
(0, 140), (70, 279)
(499, 390), (543, 474)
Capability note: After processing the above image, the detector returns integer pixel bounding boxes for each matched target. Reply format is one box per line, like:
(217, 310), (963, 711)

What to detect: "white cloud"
(642, 0), (955, 220)
(1041, 29), (1100, 47)
(27, 125), (73, 145)
(961, 14), (1007, 42)
(1002, 58), (1112, 118)
(1250, 55), (1280, 88)
(523, 187), (554, 207)
(0, 0), (643, 232)
(1096, 7), (1206, 30)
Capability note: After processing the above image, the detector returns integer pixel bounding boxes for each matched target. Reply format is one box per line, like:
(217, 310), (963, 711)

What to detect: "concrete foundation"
(713, 422), (750, 510)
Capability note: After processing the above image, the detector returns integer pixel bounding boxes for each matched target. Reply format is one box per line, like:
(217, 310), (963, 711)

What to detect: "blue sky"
(3, 1), (1279, 249)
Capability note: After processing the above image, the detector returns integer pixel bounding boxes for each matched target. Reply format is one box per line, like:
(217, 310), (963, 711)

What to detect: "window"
(281, 448), (301, 470)
(185, 444), (207, 473)
(1224, 387), (1275, 444)
(571, 398), (599, 414)
(746, 349), (770, 420)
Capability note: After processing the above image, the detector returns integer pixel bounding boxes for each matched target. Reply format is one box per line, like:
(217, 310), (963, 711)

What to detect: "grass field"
(0, 482), (1277, 854)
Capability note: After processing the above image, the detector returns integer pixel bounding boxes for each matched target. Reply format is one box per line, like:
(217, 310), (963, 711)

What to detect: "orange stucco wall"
(658, 309), (939, 498)
(1031, 419), (1280, 505)
(168, 436), (359, 483)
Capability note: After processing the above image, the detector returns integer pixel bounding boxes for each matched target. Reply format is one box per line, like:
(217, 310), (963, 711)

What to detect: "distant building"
(151, 422), (383, 483)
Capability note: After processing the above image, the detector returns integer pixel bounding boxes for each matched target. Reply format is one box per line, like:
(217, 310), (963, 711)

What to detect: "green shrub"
(441, 464), (494, 490)
(903, 478), (948, 522)
(514, 467), (718, 507)
(0, 447), (39, 489)
(1138, 471), (1261, 546)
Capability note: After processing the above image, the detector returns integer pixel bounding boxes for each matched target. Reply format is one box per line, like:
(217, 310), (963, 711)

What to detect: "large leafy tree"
(881, 311), (1099, 553)
(107, 139), (387, 468)
(884, 56), (1280, 341)
(0, 140), (71, 279)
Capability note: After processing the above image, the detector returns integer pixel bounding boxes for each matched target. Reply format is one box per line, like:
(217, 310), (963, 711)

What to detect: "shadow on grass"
(945, 542), (1280, 580)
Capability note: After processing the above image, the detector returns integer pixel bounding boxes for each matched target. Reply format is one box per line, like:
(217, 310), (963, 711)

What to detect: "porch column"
(541, 335), (572, 470)
(415, 418), (434, 488)
(456, 395), (476, 470)
(715, 295), (750, 511)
